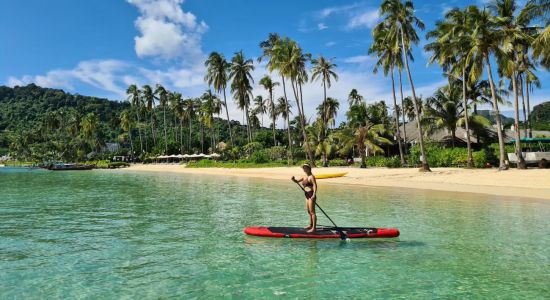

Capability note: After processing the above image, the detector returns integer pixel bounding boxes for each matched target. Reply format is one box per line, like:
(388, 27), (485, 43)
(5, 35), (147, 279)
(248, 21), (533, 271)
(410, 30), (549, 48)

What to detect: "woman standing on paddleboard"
(291, 164), (318, 233)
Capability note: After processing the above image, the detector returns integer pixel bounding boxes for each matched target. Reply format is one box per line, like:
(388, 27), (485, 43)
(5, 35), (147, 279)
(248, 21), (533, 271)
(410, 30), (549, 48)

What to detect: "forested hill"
(531, 101), (550, 130)
(0, 84), (128, 157)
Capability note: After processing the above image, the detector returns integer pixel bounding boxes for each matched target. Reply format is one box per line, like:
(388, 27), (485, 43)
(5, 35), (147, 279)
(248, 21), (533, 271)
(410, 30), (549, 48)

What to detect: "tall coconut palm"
(81, 112), (99, 152)
(378, 0), (429, 171)
(464, 5), (509, 170)
(120, 110), (134, 157)
(170, 92), (185, 153)
(154, 84), (169, 154)
(260, 33), (294, 161)
(491, 0), (538, 169)
(201, 90), (222, 153)
(142, 84), (157, 148)
(126, 84), (144, 153)
(370, 25), (406, 165)
(276, 96), (292, 131)
(425, 8), (474, 167)
(311, 55), (339, 109)
(259, 75), (280, 145)
(348, 89), (364, 107)
(229, 51), (254, 144)
(205, 52), (234, 146)
(253, 95), (267, 128)
(278, 39), (316, 166)
(317, 97), (340, 128)
(183, 98), (197, 152)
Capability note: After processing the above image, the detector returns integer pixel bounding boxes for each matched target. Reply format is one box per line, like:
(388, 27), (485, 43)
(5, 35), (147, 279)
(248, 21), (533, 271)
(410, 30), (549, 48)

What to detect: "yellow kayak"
(315, 172), (348, 179)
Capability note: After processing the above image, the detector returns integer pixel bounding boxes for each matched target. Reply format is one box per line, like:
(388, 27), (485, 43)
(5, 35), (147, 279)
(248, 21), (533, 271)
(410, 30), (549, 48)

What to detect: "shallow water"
(1, 167), (549, 299)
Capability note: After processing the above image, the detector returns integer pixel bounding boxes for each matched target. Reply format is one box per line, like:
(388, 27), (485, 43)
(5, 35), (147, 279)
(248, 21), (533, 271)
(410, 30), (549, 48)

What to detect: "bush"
(265, 146), (287, 161)
(365, 156), (402, 168)
(410, 143), (490, 168)
(249, 150), (269, 164)
(108, 162), (130, 169)
(328, 158), (350, 167)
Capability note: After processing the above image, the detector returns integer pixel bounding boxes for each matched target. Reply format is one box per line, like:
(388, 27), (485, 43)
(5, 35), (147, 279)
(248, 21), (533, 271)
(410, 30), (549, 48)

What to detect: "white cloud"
(317, 23), (328, 30)
(325, 41), (337, 47)
(127, 0), (207, 62)
(343, 55), (372, 64)
(346, 10), (379, 30)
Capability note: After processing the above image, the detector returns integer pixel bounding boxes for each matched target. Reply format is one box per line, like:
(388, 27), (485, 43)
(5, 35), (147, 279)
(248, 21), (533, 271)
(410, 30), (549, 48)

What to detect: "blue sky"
(1, 0), (548, 124)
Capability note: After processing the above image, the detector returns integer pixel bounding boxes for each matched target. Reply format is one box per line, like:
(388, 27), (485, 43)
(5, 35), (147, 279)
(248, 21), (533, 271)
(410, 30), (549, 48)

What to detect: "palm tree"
(201, 90), (222, 153)
(120, 110), (134, 157)
(229, 51), (254, 144)
(170, 92), (185, 153)
(126, 84), (144, 154)
(370, 25), (406, 165)
(183, 98), (197, 152)
(341, 103), (393, 168)
(205, 52), (234, 146)
(424, 88), (463, 148)
(311, 55), (339, 109)
(81, 112), (99, 152)
(154, 84), (169, 154)
(260, 33), (293, 162)
(259, 75), (280, 146)
(425, 8), (474, 167)
(253, 95), (267, 128)
(142, 84), (157, 148)
(348, 89), (364, 107)
(279, 39), (316, 166)
(378, 0), (429, 171)
(464, 5), (509, 170)
(276, 96), (292, 131)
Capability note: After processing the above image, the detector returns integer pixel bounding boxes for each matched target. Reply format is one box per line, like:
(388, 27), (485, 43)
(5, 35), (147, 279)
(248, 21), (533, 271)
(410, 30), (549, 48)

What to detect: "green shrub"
(265, 146), (287, 161)
(365, 156), (402, 168)
(249, 150), (269, 164)
(410, 143), (491, 168)
(328, 158), (350, 166)
(108, 162), (130, 168)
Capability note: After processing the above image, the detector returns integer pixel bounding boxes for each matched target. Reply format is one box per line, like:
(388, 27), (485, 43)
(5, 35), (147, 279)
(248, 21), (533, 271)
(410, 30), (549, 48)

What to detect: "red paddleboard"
(244, 226), (399, 239)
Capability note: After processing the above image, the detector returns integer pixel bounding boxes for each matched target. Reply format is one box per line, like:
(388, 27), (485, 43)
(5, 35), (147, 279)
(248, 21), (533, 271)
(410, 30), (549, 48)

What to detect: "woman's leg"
(306, 199), (317, 232)
(305, 199), (312, 228)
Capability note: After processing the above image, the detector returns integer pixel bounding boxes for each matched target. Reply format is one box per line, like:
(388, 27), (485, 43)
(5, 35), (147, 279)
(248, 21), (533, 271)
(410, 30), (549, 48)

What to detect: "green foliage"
(328, 158), (350, 167)
(531, 101), (550, 130)
(249, 150), (269, 164)
(410, 143), (490, 168)
(365, 156), (402, 168)
(186, 159), (288, 168)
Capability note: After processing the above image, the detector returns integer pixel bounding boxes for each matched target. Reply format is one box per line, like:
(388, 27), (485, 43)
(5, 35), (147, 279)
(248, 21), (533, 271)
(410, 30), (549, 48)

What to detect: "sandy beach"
(120, 164), (550, 200)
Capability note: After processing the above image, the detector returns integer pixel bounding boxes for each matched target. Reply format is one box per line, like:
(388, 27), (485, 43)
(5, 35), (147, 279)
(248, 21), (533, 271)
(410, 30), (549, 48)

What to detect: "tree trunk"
(485, 55), (508, 170)
(223, 88), (234, 146)
(188, 118), (192, 153)
(463, 66), (473, 168)
(399, 69), (407, 155)
(270, 89), (276, 146)
(244, 103), (252, 144)
(391, 67), (405, 166)
(128, 127), (134, 161)
(180, 118), (183, 154)
(281, 76), (293, 163)
(135, 109), (144, 154)
(519, 74), (528, 139)
(163, 106), (168, 154)
(525, 78), (532, 138)
(400, 26), (430, 171)
(297, 81), (316, 167)
(200, 123), (204, 154)
(512, 70), (526, 169)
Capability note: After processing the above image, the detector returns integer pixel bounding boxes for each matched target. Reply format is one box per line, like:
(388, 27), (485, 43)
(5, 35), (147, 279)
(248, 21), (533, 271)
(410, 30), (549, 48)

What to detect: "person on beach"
(291, 164), (318, 233)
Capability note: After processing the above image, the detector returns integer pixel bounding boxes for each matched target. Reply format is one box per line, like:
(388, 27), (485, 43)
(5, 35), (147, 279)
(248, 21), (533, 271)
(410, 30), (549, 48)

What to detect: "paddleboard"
(315, 172), (348, 179)
(244, 226), (399, 239)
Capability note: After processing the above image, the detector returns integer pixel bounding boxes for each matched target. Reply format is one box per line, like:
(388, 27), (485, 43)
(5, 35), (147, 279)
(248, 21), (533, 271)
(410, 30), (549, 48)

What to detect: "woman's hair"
(302, 163), (312, 172)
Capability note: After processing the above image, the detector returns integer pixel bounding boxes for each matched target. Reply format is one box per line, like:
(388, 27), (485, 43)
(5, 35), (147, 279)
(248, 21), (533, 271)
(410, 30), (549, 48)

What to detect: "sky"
(1, 0), (548, 126)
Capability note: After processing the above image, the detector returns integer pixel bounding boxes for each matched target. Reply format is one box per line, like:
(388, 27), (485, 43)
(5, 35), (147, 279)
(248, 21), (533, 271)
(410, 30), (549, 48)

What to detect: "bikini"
(302, 178), (315, 199)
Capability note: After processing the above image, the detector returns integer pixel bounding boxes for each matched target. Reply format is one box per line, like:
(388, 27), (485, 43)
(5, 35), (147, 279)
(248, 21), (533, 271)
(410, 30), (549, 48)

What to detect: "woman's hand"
(291, 176), (297, 183)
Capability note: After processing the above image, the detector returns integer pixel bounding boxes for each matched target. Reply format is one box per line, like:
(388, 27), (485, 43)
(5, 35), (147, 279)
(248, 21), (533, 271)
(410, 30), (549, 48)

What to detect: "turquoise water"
(1, 167), (549, 299)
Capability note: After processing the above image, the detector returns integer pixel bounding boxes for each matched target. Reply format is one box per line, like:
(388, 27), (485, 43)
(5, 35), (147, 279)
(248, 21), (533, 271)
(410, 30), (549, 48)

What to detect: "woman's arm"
(291, 175), (303, 183)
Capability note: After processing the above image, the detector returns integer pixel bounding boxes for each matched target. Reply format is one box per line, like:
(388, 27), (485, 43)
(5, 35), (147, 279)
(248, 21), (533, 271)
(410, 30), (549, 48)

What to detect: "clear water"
(1, 167), (549, 299)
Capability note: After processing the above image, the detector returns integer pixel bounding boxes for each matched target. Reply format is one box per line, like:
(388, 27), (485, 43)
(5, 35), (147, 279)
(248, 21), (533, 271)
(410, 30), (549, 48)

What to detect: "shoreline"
(116, 164), (550, 200)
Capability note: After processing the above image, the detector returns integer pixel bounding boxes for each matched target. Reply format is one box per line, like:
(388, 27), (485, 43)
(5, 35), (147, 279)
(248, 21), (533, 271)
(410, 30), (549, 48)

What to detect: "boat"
(47, 163), (94, 171)
(244, 226), (399, 239)
(315, 172), (348, 179)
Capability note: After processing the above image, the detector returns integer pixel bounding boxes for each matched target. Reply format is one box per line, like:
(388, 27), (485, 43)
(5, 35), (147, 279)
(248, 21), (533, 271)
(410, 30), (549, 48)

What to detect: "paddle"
(292, 180), (349, 241)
